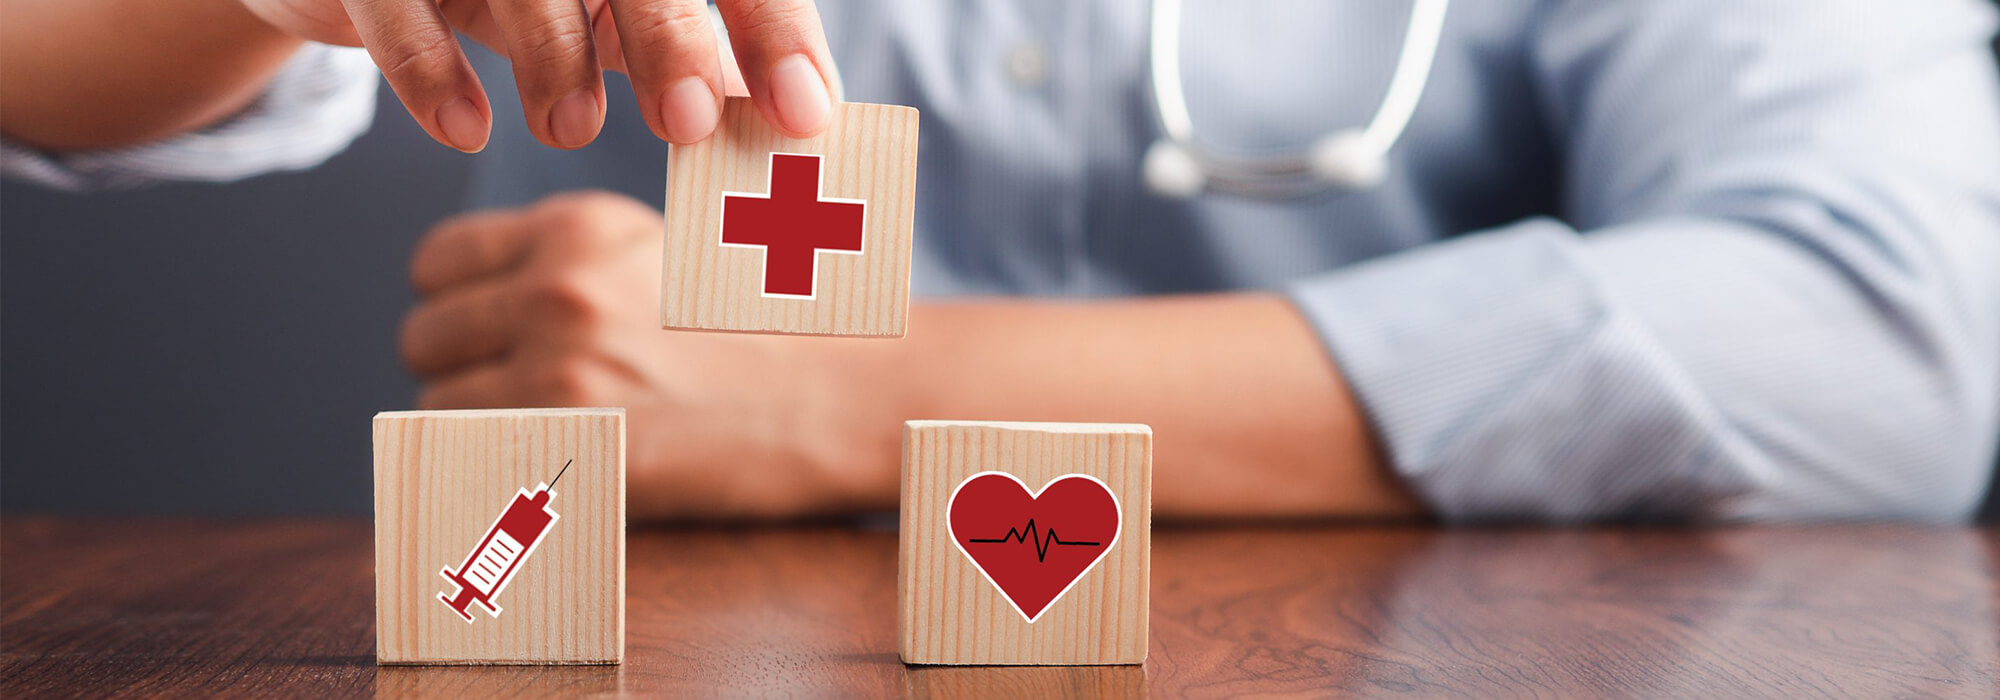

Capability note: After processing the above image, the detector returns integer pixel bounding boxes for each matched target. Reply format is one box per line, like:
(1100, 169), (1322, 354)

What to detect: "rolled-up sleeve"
(1288, 0), (2000, 522)
(0, 43), (379, 191)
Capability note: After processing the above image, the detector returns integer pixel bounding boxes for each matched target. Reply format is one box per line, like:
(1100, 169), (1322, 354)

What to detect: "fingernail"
(550, 88), (603, 148)
(660, 77), (719, 143)
(769, 54), (831, 135)
(435, 96), (488, 153)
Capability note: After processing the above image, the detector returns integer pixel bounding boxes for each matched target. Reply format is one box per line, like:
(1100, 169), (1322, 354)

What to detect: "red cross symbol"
(720, 153), (867, 299)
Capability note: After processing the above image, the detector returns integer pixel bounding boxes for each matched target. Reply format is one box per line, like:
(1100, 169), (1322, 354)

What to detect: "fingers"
(438, 0), (504, 55)
(417, 362), (515, 409)
(484, 0), (607, 149)
(417, 355), (615, 409)
(606, 0), (722, 143)
(342, 0), (493, 152)
(719, 39), (749, 97)
(400, 280), (516, 377)
(714, 0), (837, 137)
(589, 0), (629, 72)
(401, 265), (622, 380)
(410, 209), (535, 295)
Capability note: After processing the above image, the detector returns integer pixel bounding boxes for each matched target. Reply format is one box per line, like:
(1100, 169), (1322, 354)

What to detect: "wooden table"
(4, 517), (1996, 697)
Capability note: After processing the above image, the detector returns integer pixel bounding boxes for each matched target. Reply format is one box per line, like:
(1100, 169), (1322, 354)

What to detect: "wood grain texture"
(662, 98), (919, 337)
(373, 408), (625, 664)
(899, 421), (1153, 665)
(6, 519), (1999, 697)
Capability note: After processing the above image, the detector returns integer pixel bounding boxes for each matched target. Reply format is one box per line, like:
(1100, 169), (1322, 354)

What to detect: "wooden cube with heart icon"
(898, 420), (1152, 665)
(662, 97), (919, 337)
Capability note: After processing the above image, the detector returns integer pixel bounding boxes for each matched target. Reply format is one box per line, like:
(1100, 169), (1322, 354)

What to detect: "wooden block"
(662, 98), (920, 337)
(373, 408), (625, 665)
(898, 420), (1152, 665)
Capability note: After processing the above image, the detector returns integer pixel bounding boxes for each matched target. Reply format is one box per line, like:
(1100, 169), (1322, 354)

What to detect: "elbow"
(1715, 382), (1998, 523)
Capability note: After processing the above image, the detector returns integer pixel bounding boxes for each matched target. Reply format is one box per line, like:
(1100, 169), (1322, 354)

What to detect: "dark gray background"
(3, 85), (464, 514)
(6, 28), (1999, 517)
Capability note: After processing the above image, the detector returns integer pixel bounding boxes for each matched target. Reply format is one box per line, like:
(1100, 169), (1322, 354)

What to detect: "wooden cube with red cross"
(662, 98), (920, 337)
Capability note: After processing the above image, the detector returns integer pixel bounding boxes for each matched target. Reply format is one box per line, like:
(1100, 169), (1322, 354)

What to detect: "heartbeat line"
(966, 519), (1102, 563)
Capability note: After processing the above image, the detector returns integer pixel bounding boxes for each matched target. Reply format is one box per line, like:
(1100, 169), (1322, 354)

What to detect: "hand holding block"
(663, 98), (920, 337)
(899, 421), (1152, 665)
(373, 408), (625, 665)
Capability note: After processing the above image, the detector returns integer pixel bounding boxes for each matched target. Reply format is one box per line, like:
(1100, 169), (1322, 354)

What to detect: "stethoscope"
(1143, 0), (1451, 200)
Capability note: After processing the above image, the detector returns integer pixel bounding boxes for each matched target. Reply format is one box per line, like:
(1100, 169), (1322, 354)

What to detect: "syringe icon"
(439, 459), (571, 623)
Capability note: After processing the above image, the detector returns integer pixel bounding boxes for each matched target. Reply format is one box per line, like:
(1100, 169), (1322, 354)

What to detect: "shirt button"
(1006, 42), (1050, 88)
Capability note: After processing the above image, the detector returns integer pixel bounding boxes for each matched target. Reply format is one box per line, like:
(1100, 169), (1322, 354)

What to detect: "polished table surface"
(3, 517), (1997, 698)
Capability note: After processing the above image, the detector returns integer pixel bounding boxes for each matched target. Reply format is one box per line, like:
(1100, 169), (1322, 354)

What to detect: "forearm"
(399, 195), (1420, 520)
(837, 294), (1424, 519)
(0, 0), (303, 150)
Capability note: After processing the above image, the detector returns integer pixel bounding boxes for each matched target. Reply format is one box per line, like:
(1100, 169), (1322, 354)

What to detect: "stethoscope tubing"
(1146, 0), (1450, 199)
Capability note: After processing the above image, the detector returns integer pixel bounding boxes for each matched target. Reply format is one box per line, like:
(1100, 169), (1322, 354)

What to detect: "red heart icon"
(948, 472), (1121, 622)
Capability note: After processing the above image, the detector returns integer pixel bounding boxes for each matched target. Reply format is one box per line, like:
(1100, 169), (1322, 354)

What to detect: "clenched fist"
(400, 190), (902, 518)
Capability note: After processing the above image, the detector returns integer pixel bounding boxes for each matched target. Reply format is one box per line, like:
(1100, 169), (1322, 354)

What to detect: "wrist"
(233, 0), (352, 48)
(221, 0), (308, 48)
(800, 334), (921, 513)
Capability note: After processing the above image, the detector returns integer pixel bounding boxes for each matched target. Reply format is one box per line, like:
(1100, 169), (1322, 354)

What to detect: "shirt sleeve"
(0, 44), (379, 191)
(1287, 0), (2000, 522)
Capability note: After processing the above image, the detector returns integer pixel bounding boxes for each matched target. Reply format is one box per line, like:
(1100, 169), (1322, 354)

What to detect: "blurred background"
(5, 21), (2000, 517)
(3, 81), (461, 514)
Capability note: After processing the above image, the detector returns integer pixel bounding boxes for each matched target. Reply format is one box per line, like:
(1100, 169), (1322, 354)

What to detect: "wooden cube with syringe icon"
(374, 408), (625, 665)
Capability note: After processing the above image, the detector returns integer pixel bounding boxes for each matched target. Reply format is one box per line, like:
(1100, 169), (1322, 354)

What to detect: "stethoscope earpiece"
(1308, 130), (1387, 189)
(1143, 141), (1207, 200)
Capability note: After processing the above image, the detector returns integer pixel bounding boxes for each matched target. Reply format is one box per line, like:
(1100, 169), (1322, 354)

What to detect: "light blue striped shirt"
(10, 0), (2000, 521)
